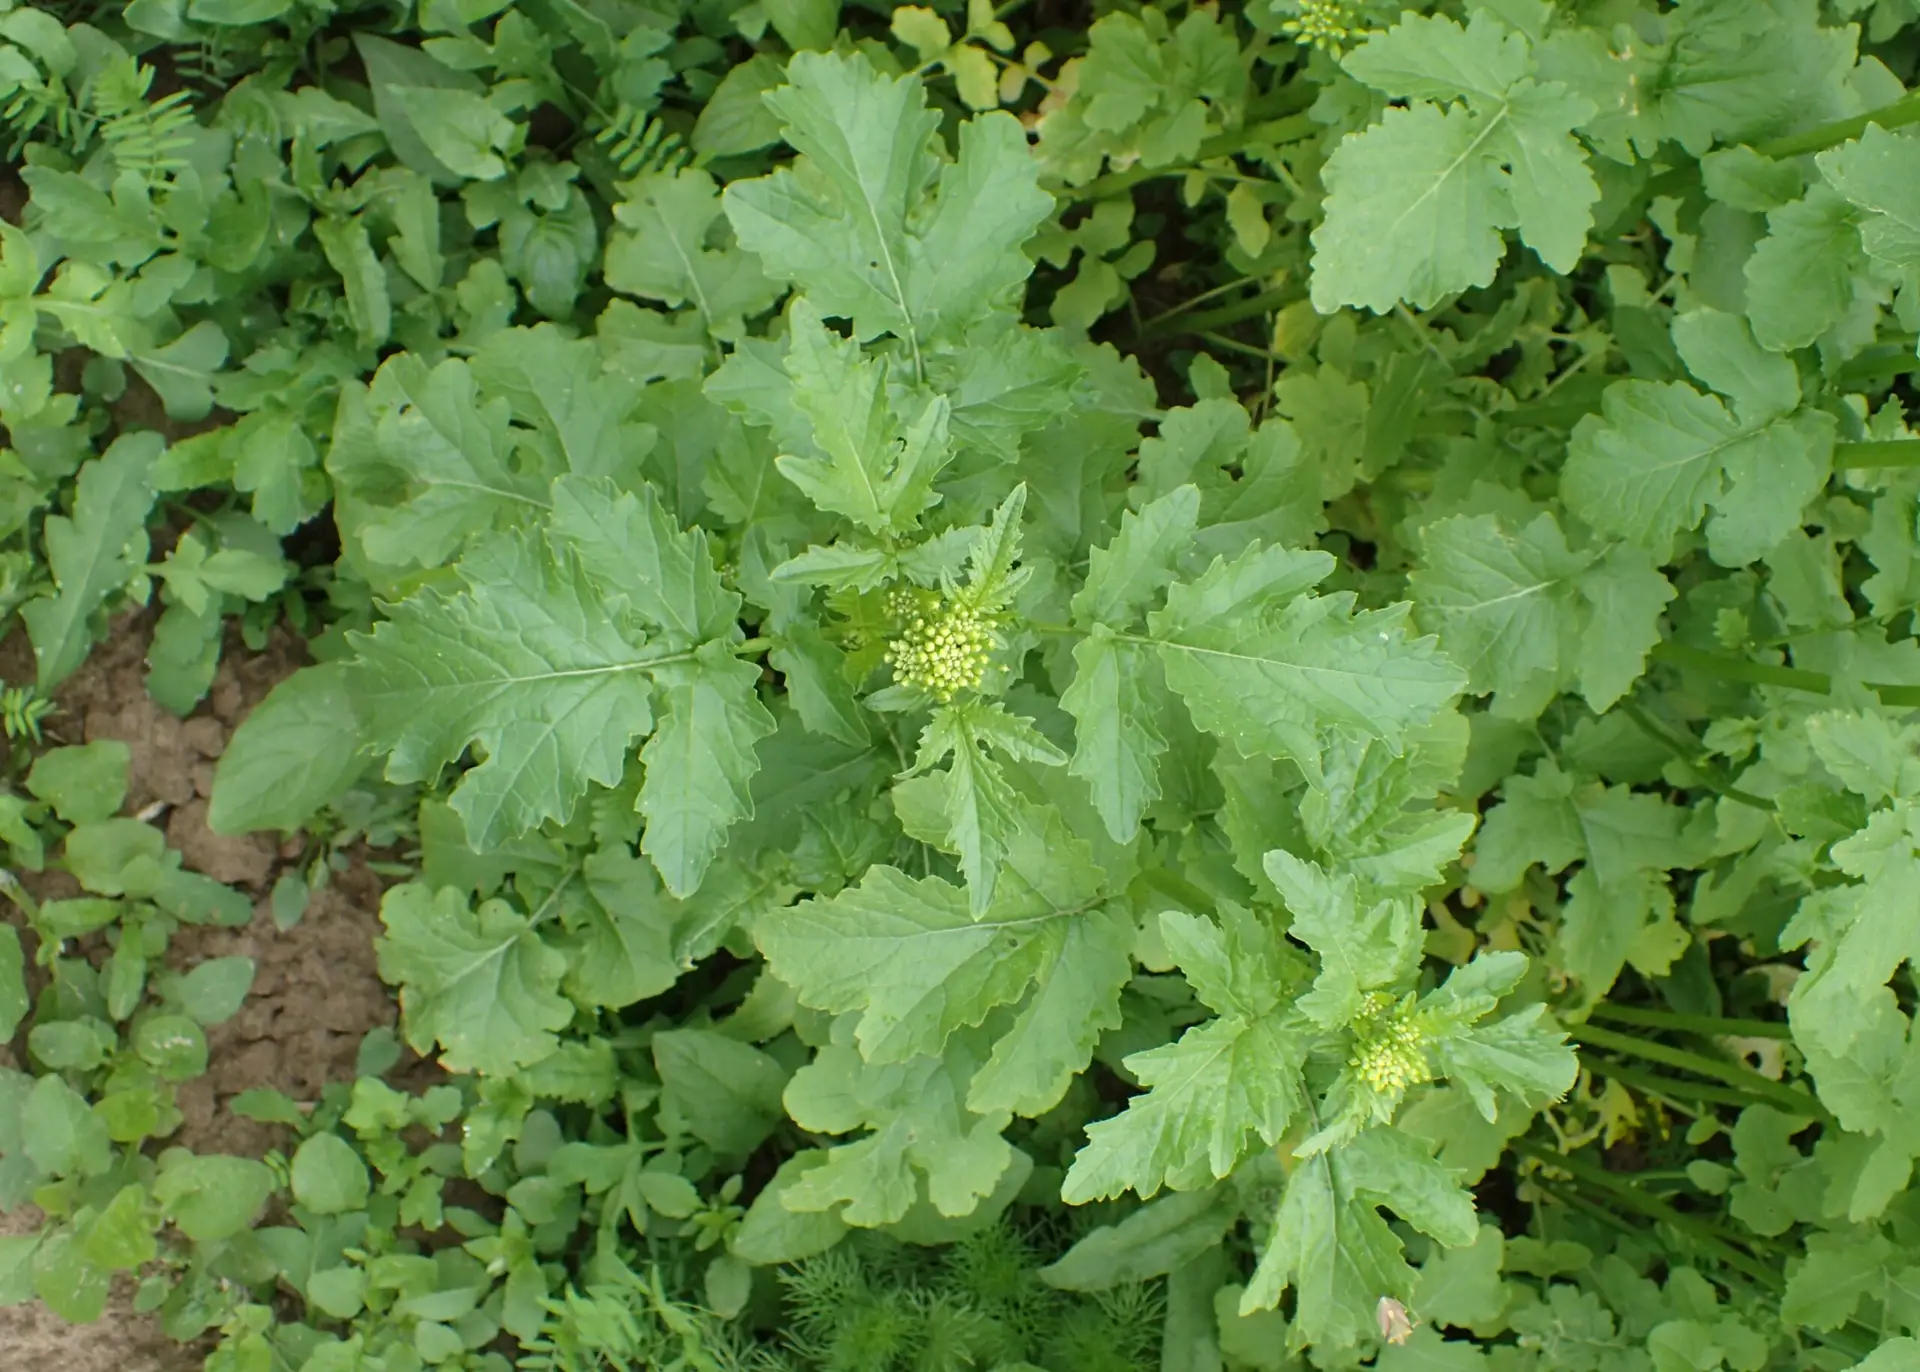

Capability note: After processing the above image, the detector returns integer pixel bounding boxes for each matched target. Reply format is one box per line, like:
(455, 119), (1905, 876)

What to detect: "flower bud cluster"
(1348, 995), (1430, 1095)
(885, 589), (994, 701)
(1283, 0), (1360, 49)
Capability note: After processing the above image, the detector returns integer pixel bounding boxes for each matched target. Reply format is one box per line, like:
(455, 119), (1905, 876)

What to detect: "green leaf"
(1041, 1189), (1239, 1291)
(780, 1032), (1015, 1226)
(26, 741), (129, 825)
(313, 215), (391, 348)
(773, 298), (952, 532)
(548, 474), (741, 646)
(1267, 851), (1423, 1028)
(187, 0), (292, 21)
(79, 1184), (154, 1272)
(1071, 483), (1201, 629)
(24, 1075), (113, 1176)
(1820, 124), (1920, 277)
(723, 51), (1053, 352)
(329, 353), (544, 578)
(1060, 628), (1170, 844)
(166, 957), (255, 1026)
(1313, 12), (1596, 313)
(130, 321), (228, 423)
(1242, 1129), (1477, 1349)
(761, 808), (1128, 1115)
(65, 819), (171, 897)
(153, 1154), (275, 1241)
(151, 529), (287, 617)
(1064, 907), (1308, 1201)
(0, 925), (24, 1041)
(1742, 184), (1862, 354)
(209, 663), (368, 835)
(31, 1230), (108, 1323)
(399, 86), (513, 182)
(1783, 806), (1920, 1054)
(133, 1013), (209, 1080)
(606, 170), (780, 339)
(146, 601), (223, 717)
(350, 529), (661, 848)
(1561, 376), (1834, 567)
(1410, 512), (1673, 718)
(291, 1133), (372, 1215)
(730, 1151), (850, 1263)
(909, 701), (1068, 911)
(375, 883), (573, 1076)
(469, 327), (651, 484)
(637, 649), (777, 898)
(653, 1028), (789, 1157)
(22, 433), (159, 690)
(693, 54), (788, 159)
(556, 846), (683, 1009)
(1143, 544), (1467, 768)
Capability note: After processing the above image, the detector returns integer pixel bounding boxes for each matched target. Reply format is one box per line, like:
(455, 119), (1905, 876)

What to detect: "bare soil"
(0, 613), (400, 1369)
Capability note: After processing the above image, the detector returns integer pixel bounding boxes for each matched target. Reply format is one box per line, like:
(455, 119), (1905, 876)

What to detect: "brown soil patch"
(0, 613), (401, 1364)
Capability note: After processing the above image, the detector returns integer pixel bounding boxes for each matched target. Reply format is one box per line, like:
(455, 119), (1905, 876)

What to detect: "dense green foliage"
(2, 0), (1920, 1368)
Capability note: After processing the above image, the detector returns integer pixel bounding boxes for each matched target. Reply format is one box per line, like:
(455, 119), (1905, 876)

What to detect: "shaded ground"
(0, 613), (400, 1368)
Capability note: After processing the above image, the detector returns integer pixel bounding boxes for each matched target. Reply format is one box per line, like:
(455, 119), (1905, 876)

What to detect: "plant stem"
(1617, 700), (1774, 811)
(1651, 640), (1920, 709)
(1569, 1023), (1830, 1123)
(1509, 1138), (1781, 1289)
(1061, 113), (1319, 202)
(1756, 89), (1920, 159)
(1834, 438), (1920, 468)
(1649, 641), (1830, 694)
(1588, 1004), (1793, 1040)
(1139, 283), (1298, 340)
(1584, 1056), (1782, 1115)
(1198, 330), (1283, 361)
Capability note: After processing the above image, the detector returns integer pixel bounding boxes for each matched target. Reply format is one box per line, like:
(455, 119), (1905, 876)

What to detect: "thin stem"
(1651, 640), (1920, 709)
(1834, 439), (1920, 468)
(1584, 1056), (1782, 1116)
(1649, 641), (1830, 694)
(1509, 1137), (1781, 1289)
(1061, 113), (1319, 202)
(1140, 283), (1297, 340)
(1136, 865), (1217, 915)
(1198, 329), (1283, 361)
(1142, 276), (1257, 328)
(1588, 1004), (1793, 1040)
(1531, 1177), (1644, 1239)
(1569, 1023), (1830, 1123)
(1618, 701), (1775, 812)
(1756, 89), (1920, 159)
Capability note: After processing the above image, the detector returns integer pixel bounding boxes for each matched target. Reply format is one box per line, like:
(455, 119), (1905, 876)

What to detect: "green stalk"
(1651, 640), (1920, 709)
(1061, 113), (1319, 202)
(1197, 330), (1283, 361)
(1834, 439), (1920, 468)
(1531, 1177), (1643, 1239)
(1510, 1138), (1781, 1289)
(1584, 1056), (1782, 1115)
(1649, 641), (1831, 694)
(1618, 701), (1774, 812)
(1140, 283), (1299, 340)
(1570, 1023), (1830, 1123)
(1756, 89), (1920, 159)
(1588, 1004), (1792, 1040)
(1834, 351), (1920, 391)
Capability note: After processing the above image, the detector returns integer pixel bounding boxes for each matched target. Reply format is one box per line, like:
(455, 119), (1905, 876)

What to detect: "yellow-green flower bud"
(1348, 995), (1431, 1095)
(1283, 0), (1361, 50)
(885, 596), (995, 701)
